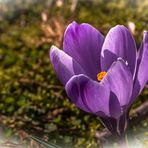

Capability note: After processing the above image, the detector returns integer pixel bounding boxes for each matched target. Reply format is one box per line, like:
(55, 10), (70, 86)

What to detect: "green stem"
(117, 134), (128, 148)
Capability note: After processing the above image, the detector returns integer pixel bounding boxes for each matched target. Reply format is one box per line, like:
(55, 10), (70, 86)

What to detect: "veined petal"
(49, 46), (85, 85)
(102, 58), (133, 107)
(108, 92), (121, 119)
(63, 22), (104, 80)
(101, 25), (136, 75)
(131, 32), (148, 102)
(65, 74), (111, 117)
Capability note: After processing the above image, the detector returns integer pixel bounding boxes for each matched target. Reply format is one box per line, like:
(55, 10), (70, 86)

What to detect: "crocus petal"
(65, 74), (111, 117)
(63, 22), (104, 80)
(103, 58), (133, 107)
(108, 92), (121, 119)
(101, 25), (136, 75)
(50, 46), (85, 85)
(131, 32), (148, 102)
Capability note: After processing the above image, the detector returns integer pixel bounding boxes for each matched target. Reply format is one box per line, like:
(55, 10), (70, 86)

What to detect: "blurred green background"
(0, 0), (148, 147)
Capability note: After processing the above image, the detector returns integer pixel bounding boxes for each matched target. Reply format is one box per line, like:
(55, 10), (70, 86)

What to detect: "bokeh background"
(0, 0), (148, 147)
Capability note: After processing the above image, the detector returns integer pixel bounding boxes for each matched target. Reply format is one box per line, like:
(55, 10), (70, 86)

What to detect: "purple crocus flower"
(49, 22), (148, 136)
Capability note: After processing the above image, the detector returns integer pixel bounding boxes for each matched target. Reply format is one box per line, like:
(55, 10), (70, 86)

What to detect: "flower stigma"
(97, 71), (107, 81)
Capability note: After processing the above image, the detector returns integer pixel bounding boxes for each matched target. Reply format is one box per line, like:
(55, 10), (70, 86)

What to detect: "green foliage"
(0, 0), (148, 147)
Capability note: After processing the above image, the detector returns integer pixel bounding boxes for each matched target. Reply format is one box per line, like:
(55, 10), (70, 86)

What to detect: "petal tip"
(113, 24), (126, 29)
(49, 45), (57, 56)
(144, 31), (148, 38)
(50, 45), (57, 52)
(66, 21), (78, 30)
(117, 57), (126, 63)
(72, 21), (78, 25)
(117, 58), (129, 67)
(108, 25), (129, 37)
(143, 31), (148, 41)
(49, 45), (62, 63)
(111, 25), (130, 34)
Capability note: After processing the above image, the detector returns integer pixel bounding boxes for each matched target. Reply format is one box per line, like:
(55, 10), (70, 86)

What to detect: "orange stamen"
(97, 71), (107, 81)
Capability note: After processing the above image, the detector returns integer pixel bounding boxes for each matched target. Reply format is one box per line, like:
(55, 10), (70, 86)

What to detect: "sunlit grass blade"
(30, 135), (61, 148)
